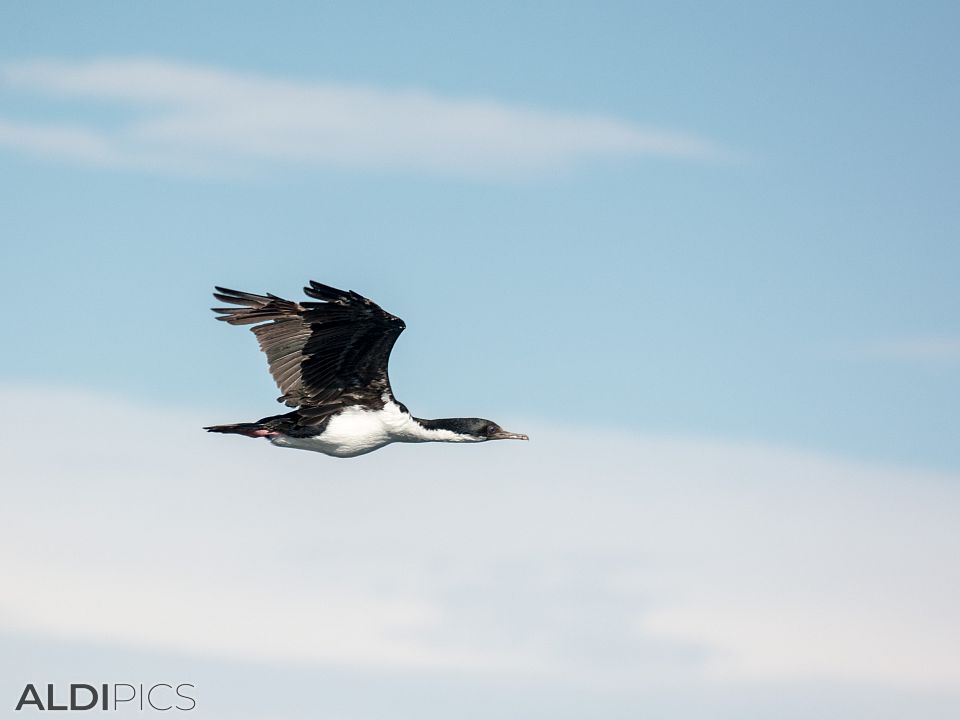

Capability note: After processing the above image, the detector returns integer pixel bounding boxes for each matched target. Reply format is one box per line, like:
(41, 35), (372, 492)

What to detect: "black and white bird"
(204, 281), (528, 457)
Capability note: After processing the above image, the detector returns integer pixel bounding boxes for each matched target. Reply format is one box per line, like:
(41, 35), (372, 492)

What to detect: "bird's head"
(462, 418), (529, 442)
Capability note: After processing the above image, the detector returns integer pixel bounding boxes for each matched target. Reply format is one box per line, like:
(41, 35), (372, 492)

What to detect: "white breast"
(267, 399), (473, 458)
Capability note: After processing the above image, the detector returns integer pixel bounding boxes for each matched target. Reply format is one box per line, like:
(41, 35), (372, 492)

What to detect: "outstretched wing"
(212, 281), (406, 410)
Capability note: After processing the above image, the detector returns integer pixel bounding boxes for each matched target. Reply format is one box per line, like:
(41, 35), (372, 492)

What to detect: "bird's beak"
(491, 430), (529, 441)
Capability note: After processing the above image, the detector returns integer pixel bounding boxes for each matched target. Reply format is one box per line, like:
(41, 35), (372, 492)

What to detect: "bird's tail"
(204, 422), (276, 438)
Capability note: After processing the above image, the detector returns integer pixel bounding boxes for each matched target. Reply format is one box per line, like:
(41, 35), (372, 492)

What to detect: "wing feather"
(211, 282), (406, 411)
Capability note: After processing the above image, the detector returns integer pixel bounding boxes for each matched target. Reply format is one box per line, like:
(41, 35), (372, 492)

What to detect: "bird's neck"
(407, 417), (477, 443)
(414, 417), (463, 432)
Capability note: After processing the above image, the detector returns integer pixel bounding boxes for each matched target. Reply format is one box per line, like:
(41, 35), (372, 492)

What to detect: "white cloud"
(0, 58), (725, 177)
(1, 384), (958, 696)
(0, 119), (115, 164)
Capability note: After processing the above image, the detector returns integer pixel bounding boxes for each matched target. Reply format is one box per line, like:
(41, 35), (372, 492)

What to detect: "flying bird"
(205, 281), (528, 457)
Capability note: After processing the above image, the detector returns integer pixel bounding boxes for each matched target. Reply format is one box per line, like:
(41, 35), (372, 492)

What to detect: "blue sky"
(2, 1), (958, 469)
(1, 3), (959, 718)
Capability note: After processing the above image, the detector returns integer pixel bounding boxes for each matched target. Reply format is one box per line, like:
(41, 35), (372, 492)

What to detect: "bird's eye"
(485, 424), (497, 435)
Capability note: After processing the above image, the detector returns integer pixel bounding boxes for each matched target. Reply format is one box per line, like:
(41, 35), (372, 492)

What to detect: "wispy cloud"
(0, 58), (725, 177)
(0, 119), (115, 164)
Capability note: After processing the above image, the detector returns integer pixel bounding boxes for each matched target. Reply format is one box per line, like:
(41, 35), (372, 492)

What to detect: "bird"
(204, 280), (529, 458)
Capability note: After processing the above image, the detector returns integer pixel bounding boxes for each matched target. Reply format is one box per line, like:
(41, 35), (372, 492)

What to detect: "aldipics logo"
(14, 684), (196, 712)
